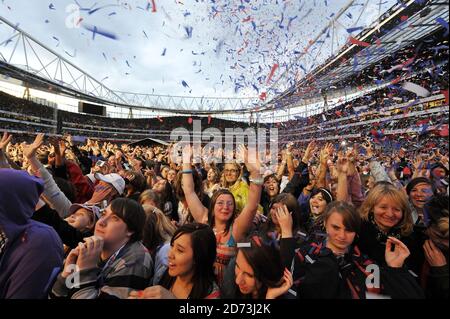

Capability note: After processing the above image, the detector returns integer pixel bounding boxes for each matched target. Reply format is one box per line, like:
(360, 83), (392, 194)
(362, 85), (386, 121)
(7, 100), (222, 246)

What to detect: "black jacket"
(32, 204), (92, 249)
(280, 238), (425, 299)
(356, 219), (424, 276)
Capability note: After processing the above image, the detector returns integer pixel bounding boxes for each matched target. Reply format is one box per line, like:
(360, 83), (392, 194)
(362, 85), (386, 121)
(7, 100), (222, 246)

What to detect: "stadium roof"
(260, 0), (449, 112)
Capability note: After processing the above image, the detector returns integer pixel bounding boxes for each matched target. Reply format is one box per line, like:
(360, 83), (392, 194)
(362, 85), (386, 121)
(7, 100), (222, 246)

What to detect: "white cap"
(94, 173), (125, 195)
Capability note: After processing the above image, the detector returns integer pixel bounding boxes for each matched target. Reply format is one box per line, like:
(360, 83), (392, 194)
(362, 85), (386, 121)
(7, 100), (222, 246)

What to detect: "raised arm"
(336, 151), (350, 202)
(0, 132), (12, 169)
(180, 145), (209, 224)
(316, 143), (333, 188)
(233, 145), (263, 242)
(23, 134), (72, 217)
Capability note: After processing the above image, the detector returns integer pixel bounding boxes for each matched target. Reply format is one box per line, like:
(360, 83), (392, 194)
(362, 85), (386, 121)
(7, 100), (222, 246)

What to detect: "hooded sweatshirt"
(0, 169), (64, 299)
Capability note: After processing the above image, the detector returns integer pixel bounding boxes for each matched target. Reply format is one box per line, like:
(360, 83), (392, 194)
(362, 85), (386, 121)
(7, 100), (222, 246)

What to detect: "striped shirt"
(51, 241), (153, 299)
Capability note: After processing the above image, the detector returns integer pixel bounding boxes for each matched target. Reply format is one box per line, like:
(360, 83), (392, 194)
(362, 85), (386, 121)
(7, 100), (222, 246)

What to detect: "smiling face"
(235, 250), (260, 297)
(409, 182), (433, 209)
(223, 163), (239, 184)
(309, 192), (328, 217)
(264, 176), (279, 197)
(325, 212), (356, 254)
(213, 193), (235, 223)
(168, 233), (195, 279)
(373, 196), (403, 232)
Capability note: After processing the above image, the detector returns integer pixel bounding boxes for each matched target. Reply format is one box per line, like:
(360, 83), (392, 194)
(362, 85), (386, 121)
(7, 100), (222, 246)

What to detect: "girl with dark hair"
(420, 195), (449, 299)
(174, 169), (210, 226)
(181, 145), (263, 287)
(152, 177), (176, 219)
(51, 198), (153, 299)
(257, 193), (303, 243)
(221, 235), (293, 299)
(406, 177), (435, 225)
(279, 201), (424, 299)
(129, 223), (219, 299)
(301, 187), (334, 235)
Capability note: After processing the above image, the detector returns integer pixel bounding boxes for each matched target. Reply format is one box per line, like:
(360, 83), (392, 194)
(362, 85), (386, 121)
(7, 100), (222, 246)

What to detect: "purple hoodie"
(0, 169), (63, 299)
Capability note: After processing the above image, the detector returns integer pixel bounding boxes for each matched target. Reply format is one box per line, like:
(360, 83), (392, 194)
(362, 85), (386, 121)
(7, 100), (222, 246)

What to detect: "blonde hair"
(220, 161), (242, 188)
(359, 183), (413, 236)
(142, 204), (176, 244)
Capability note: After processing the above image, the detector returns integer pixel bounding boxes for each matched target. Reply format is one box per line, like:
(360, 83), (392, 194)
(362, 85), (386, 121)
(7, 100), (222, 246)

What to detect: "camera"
(96, 160), (106, 167)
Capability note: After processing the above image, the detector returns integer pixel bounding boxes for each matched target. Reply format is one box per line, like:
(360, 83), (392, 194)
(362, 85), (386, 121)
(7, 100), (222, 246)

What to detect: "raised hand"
(423, 239), (447, 267)
(336, 152), (350, 175)
(319, 143), (333, 164)
(302, 141), (316, 164)
(61, 246), (80, 278)
(0, 132), (12, 151)
(274, 204), (293, 238)
(76, 236), (104, 271)
(182, 143), (193, 165)
(362, 139), (373, 159)
(23, 133), (45, 159)
(59, 140), (67, 156)
(266, 268), (294, 299)
(238, 145), (261, 176)
(385, 237), (410, 268)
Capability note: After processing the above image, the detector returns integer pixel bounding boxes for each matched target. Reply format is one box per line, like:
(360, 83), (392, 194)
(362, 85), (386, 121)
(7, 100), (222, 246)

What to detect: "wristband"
(249, 177), (264, 186)
(182, 169), (193, 174)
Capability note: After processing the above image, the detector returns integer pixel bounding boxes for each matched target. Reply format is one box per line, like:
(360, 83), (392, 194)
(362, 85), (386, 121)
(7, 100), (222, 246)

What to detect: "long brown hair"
(209, 188), (237, 235)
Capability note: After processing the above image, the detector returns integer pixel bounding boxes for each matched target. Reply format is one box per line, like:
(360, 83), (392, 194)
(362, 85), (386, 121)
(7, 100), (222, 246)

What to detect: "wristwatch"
(249, 176), (264, 186)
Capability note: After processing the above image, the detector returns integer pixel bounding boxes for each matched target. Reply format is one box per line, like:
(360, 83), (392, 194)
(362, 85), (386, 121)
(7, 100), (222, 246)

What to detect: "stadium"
(0, 0), (448, 306)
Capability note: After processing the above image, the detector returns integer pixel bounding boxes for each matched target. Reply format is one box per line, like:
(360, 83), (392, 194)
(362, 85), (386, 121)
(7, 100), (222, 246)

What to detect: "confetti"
(82, 24), (119, 40)
(402, 82), (431, 97)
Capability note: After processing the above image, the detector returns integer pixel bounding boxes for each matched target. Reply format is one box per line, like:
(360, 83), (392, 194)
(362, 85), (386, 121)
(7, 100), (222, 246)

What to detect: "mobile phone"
(96, 160), (106, 167)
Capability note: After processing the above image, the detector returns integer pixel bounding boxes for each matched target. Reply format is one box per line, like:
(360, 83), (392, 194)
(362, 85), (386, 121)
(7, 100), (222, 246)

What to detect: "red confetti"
(391, 76), (402, 85)
(266, 63), (279, 84)
(349, 36), (371, 47)
(401, 15), (408, 21)
(441, 90), (449, 105)
(259, 92), (267, 101)
(151, 0), (157, 12)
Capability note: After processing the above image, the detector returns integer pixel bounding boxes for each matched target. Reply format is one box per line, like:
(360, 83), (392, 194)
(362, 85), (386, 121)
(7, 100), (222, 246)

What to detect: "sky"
(0, 0), (398, 101)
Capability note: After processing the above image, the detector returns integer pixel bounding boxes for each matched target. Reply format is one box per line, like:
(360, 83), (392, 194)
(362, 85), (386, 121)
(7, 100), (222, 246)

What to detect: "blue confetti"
(82, 24), (118, 40)
(184, 26), (193, 38)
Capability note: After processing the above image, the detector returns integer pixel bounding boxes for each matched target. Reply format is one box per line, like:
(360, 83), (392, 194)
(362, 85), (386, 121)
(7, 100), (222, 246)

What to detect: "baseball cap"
(68, 203), (102, 222)
(94, 173), (125, 195)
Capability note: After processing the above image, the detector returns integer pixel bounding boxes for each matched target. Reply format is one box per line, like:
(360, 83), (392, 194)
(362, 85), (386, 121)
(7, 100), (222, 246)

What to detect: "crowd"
(0, 125), (448, 299)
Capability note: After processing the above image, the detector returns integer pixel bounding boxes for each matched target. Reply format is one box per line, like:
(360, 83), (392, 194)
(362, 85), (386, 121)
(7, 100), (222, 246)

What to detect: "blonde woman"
(358, 183), (423, 275)
(220, 161), (249, 214)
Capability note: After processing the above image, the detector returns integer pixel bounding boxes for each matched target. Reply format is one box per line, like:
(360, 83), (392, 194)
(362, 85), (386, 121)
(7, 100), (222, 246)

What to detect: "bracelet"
(182, 169), (193, 174)
(249, 176), (264, 186)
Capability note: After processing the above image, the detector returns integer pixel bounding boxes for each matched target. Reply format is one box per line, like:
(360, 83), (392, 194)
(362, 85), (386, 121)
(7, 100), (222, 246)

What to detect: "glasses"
(224, 169), (238, 174)
(216, 201), (234, 207)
